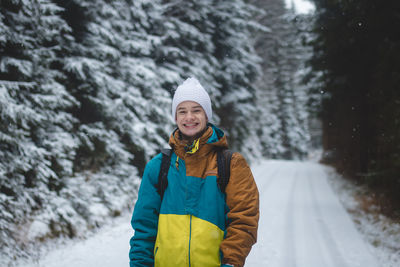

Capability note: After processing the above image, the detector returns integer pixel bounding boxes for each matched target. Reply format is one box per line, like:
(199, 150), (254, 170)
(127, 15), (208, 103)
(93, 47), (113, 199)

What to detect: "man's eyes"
(178, 109), (201, 114)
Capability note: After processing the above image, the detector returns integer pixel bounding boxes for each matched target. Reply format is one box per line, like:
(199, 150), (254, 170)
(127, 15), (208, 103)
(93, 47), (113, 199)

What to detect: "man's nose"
(186, 111), (195, 119)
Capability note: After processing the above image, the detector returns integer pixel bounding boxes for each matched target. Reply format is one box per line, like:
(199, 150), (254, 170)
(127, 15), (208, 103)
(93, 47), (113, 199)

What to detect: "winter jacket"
(129, 124), (259, 267)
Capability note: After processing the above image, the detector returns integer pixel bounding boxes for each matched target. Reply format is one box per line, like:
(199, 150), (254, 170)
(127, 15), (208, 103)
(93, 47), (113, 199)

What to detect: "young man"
(129, 77), (259, 267)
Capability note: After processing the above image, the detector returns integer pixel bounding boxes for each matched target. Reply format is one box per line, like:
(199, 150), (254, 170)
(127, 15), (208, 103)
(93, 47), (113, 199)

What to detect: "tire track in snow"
(282, 168), (299, 267)
(17, 161), (381, 267)
(266, 163), (299, 266)
(246, 161), (298, 266)
(248, 161), (380, 267)
(251, 160), (279, 194)
(307, 164), (350, 267)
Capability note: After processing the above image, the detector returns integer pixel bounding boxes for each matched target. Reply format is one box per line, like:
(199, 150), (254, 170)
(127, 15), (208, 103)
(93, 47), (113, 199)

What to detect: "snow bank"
(326, 166), (400, 267)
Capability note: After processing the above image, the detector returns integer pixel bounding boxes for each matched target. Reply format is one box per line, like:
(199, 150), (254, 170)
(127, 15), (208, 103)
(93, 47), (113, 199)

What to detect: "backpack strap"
(217, 148), (234, 194)
(157, 148), (172, 201)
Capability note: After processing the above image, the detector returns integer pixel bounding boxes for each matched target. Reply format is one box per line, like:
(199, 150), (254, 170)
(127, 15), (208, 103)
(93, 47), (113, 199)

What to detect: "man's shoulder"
(142, 152), (164, 181)
(149, 152), (164, 164)
(229, 152), (251, 168)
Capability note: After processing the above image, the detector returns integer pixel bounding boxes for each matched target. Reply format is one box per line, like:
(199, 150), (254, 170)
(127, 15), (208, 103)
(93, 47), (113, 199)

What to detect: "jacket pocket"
(154, 246), (159, 257)
(154, 246), (159, 267)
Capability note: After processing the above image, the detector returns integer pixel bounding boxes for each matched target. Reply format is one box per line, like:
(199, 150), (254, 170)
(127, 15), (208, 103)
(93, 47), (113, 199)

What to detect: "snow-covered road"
(246, 160), (379, 267)
(24, 160), (380, 267)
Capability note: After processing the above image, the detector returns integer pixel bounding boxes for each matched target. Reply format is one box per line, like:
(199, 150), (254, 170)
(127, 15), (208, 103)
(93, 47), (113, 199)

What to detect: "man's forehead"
(177, 104), (203, 109)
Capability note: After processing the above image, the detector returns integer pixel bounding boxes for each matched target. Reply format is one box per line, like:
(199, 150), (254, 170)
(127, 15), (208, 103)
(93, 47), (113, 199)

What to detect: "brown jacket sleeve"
(220, 153), (259, 267)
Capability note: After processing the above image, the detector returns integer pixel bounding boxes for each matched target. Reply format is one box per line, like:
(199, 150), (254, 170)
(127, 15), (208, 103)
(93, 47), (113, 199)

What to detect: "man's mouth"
(184, 123), (198, 127)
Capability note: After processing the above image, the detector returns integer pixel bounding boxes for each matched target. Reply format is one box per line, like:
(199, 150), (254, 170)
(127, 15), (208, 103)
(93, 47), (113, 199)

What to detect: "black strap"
(157, 148), (233, 201)
(217, 148), (233, 194)
(157, 148), (172, 201)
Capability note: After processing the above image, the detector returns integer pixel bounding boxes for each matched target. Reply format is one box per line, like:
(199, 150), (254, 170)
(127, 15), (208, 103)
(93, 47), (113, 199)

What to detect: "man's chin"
(180, 125), (208, 141)
(182, 130), (199, 138)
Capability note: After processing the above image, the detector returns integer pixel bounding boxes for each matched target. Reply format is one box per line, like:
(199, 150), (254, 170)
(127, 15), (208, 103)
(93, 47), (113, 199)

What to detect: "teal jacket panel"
(129, 153), (162, 267)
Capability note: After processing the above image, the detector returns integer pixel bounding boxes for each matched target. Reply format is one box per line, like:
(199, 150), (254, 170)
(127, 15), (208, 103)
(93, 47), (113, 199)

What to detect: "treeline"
(310, 0), (400, 214)
(0, 0), (313, 263)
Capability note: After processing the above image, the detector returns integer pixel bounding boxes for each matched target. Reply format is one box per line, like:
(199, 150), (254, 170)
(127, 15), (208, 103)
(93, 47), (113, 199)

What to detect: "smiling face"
(176, 101), (208, 140)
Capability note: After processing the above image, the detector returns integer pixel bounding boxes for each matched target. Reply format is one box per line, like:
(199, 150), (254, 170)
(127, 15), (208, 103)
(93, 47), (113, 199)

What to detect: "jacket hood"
(169, 123), (228, 159)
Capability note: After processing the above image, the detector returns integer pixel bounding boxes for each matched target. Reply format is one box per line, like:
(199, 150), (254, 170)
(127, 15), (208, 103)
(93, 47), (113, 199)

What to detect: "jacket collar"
(169, 124), (228, 159)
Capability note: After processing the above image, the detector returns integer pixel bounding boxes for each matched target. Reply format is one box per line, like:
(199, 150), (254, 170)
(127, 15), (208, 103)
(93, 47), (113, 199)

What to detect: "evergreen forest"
(0, 0), (399, 264)
(309, 0), (400, 217)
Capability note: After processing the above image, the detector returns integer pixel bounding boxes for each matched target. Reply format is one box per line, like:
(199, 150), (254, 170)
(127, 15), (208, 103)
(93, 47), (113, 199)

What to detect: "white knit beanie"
(172, 77), (212, 121)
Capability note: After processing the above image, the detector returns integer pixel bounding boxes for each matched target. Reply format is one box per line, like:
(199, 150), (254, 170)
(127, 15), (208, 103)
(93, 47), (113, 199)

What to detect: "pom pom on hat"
(172, 77), (212, 121)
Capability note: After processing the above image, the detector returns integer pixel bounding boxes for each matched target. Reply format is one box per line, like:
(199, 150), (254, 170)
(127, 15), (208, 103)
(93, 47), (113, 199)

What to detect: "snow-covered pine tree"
(289, 12), (318, 156)
(0, 0), (267, 263)
(63, 0), (172, 165)
(51, 0), (171, 238)
(249, 0), (312, 159)
(208, 0), (264, 158)
(0, 0), (78, 260)
(156, 0), (267, 159)
(272, 10), (310, 160)
(155, 0), (223, 122)
(248, 0), (284, 158)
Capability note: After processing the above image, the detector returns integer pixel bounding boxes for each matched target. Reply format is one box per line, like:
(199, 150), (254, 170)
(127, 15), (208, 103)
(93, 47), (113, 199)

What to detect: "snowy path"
(246, 160), (379, 267)
(30, 214), (133, 267)
(24, 160), (379, 267)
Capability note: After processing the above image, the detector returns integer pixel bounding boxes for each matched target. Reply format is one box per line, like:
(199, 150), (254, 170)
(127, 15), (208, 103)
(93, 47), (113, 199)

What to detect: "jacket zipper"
(189, 214), (192, 267)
